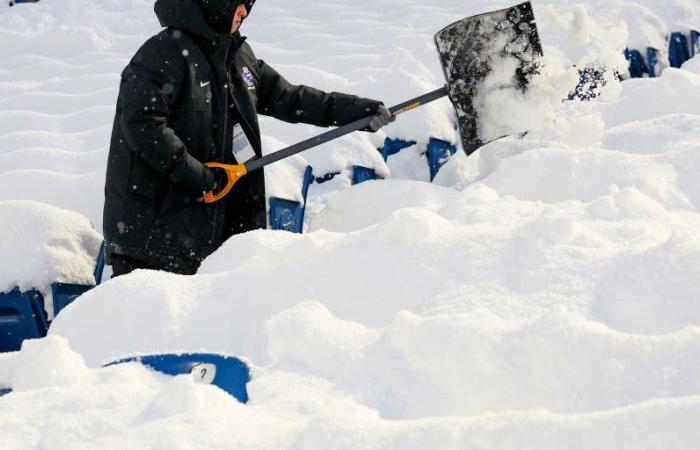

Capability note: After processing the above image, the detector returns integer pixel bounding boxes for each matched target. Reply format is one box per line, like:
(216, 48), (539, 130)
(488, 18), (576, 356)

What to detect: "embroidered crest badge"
(241, 67), (255, 89)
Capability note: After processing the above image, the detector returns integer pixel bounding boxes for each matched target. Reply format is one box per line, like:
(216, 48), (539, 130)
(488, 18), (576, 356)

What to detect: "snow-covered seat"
(0, 201), (104, 352)
(624, 49), (648, 78)
(669, 32), (691, 68)
(647, 47), (663, 77)
(8, 0), (40, 6)
(426, 137), (457, 181)
(351, 165), (381, 185)
(0, 248), (104, 353)
(105, 353), (251, 403)
(312, 138), (415, 187)
(269, 166), (314, 233)
(692, 30), (700, 56)
(51, 242), (105, 317)
(379, 137), (417, 162)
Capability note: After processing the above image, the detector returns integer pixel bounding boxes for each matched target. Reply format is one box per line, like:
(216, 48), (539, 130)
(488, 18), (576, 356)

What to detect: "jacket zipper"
(209, 35), (235, 249)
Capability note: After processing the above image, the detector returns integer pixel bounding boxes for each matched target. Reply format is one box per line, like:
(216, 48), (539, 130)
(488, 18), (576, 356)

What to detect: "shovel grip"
(203, 163), (248, 204)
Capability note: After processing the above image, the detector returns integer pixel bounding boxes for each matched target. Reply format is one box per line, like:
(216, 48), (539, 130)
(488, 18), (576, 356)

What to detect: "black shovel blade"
(435, 1), (543, 155)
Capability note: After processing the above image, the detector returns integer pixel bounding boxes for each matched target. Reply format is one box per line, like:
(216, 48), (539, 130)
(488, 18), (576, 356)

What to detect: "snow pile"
(0, 200), (102, 302)
(2, 0), (700, 449)
(475, 54), (579, 143)
(42, 62), (700, 446)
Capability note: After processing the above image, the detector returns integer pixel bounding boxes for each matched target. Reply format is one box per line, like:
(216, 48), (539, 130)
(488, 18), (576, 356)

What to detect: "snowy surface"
(2, 0), (700, 449)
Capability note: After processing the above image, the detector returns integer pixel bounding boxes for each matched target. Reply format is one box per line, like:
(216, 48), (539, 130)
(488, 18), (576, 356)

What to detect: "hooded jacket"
(103, 0), (381, 274)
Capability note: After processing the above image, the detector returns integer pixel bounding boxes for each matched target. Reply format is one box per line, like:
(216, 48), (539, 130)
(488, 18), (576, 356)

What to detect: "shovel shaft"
(245, 86), (449, 173)
(389, 85), (449, 116)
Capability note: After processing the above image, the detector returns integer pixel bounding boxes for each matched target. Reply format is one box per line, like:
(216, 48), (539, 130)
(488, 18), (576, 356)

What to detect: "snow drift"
(2, 0), (700, 449)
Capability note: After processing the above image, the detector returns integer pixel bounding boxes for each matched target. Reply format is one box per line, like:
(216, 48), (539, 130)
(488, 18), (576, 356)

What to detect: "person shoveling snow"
(104, 0), (394, 276)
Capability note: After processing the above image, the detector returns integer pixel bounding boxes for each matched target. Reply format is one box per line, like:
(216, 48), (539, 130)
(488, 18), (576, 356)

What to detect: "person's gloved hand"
(364, 104), (395, 132)
(209, 166), (229, 193)
(169, 154), (218, 198)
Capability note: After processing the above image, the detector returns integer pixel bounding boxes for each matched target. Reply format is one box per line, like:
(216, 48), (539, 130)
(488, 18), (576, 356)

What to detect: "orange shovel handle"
(203, 163), (248, 204)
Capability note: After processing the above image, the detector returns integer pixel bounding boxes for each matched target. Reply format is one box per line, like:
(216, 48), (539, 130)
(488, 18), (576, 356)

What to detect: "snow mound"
(0, 200), (102, 298)
(1, 336), (700, 450)
(3, 0), (700, 449)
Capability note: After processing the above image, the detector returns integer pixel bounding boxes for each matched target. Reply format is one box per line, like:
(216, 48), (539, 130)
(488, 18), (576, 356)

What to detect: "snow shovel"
(205, 1), (543, 203)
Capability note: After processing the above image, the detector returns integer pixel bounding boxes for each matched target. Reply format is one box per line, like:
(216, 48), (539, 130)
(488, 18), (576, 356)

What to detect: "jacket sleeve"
(117, 36), (214, 195)
(256, 59), (382, 127)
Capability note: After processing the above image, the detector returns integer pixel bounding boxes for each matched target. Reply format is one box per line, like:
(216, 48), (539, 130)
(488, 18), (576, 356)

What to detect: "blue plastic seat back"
(51, 283), (94, 318)
(352, 166), (380, 185)
(624, 49), (647, 78)
(94, 241), (106, 284)
(51, 241), (106, 317)
(0, 288), (48, 353)
(647, 47), (661, 77)
(427, 137), (457, 181)
(0, 387), (11, 397)
(669, 32), (691, 68)
(379, 137), (417, 162)
(10, 0), (41, 5)
(269, 197), (302, 232)
(106, 353), (251, 403)
(269, 166), (314, 234)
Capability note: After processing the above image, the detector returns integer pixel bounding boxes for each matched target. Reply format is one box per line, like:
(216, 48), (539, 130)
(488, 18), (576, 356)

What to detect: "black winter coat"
(103, 0), (381, 274)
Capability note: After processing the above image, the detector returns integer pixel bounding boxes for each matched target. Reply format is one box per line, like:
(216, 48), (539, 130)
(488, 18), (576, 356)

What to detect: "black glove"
(169, 153), (217, 196)
(210, 166), (229, 192)
(363, 104), (395, 132)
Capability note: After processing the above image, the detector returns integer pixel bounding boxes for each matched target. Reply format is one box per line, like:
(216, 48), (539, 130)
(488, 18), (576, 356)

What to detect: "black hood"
(154, 0), (245, 38)
(197, 0), (246, 34)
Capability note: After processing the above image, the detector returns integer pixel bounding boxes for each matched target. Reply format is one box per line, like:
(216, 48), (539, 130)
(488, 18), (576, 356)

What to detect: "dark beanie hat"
(197, 0), (252, 34)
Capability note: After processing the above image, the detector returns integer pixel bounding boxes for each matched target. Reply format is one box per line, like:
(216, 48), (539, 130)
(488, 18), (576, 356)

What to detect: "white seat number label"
(191, 363), (217, 385)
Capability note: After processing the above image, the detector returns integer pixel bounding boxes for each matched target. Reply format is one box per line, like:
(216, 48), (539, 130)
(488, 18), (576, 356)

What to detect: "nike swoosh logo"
(200, 81), (210, 88)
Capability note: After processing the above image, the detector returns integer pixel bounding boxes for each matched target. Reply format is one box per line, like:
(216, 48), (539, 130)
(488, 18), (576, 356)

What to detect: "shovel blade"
(435, 1), (543, 155)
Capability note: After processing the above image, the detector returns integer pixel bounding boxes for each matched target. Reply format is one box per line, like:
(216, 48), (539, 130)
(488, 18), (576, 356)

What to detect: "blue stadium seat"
(692, 30), (699, 56)
(0, 288), (48, 353)
(106, 353), (251, 403)
(9, 0), (40, 6)
(0, 242), (105, 352)
(269, 166), (314, 233)
(624, 49), (647, 78)
(669, 32), (691, 68)
(0, 388), (11, 397)
(352, 166), (381, 185)
(647, 47), (661, 77)
(379, 137), (417, 162)
(426, 137), (457, 181)
(51, 242), (105, 317)
(51, 283), (94, 318)
(269, 197), (301, 232)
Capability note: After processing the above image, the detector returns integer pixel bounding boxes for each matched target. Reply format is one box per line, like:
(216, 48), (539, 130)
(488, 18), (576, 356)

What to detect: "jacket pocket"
(154, 198), (214, 258)
(127, 157), (168, 201)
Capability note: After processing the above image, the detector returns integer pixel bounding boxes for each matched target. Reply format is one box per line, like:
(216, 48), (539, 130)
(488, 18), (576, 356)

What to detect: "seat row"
(625, 30), (700, 78)
(269, 137), (458, 234)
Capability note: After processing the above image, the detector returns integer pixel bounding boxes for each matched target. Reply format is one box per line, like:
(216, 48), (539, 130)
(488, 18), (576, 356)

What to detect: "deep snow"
(1, 0), (700, 449)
